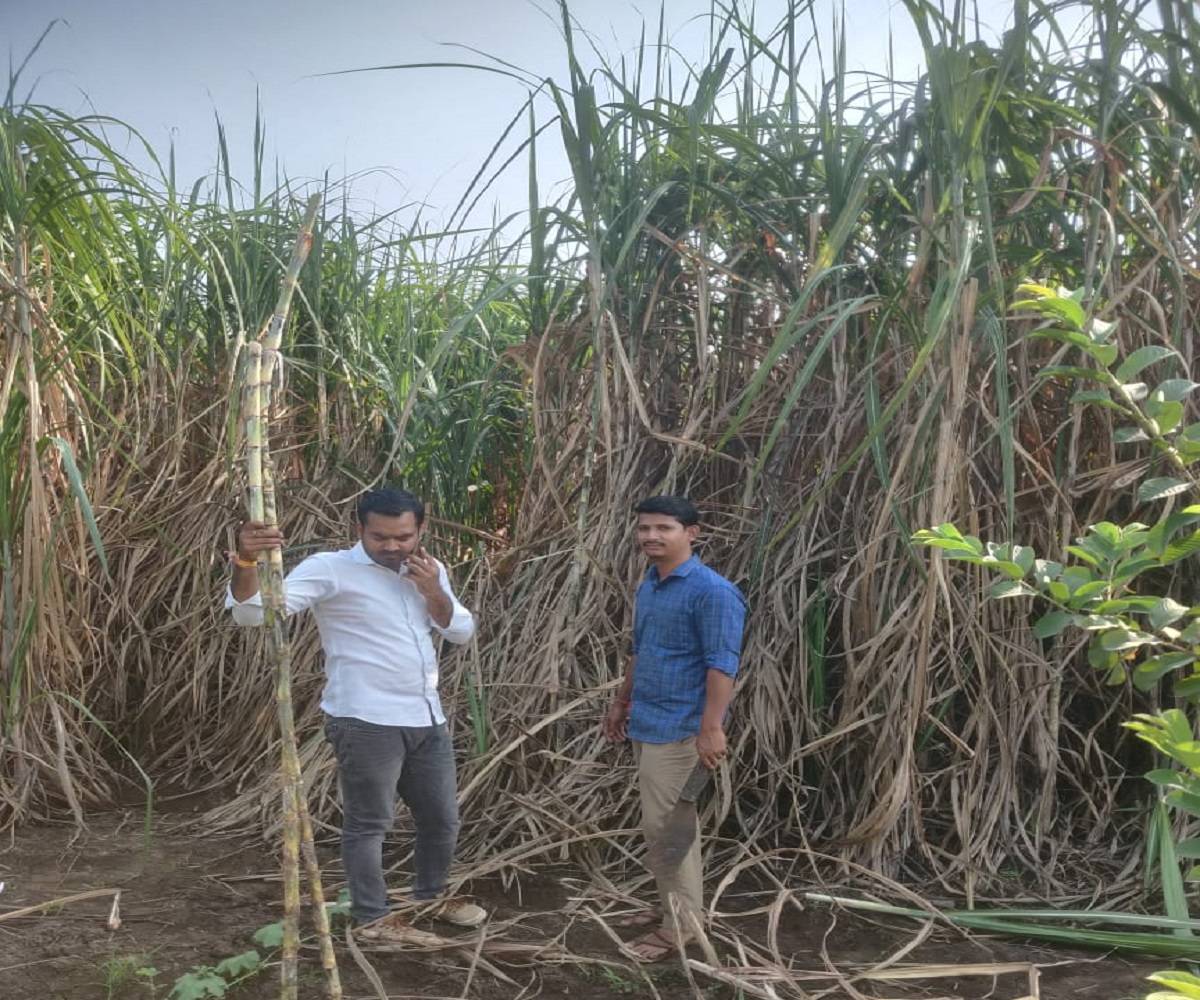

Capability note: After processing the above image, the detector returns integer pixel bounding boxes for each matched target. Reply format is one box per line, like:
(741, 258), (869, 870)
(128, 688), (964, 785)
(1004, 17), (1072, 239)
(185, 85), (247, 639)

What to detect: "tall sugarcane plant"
(241, 192), (341, 1000)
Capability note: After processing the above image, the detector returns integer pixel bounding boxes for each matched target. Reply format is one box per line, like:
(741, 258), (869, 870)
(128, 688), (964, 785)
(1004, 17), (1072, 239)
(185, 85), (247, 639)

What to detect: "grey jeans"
(324, 716), (460, 925)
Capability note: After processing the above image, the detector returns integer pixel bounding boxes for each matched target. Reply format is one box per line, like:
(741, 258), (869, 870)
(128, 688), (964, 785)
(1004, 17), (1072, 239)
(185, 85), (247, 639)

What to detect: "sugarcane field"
(3, 0), (1200, 997)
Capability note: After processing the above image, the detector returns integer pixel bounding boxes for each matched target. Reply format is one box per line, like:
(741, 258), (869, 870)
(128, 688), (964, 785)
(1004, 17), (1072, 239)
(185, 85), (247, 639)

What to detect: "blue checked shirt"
(628, 555), (747, 744)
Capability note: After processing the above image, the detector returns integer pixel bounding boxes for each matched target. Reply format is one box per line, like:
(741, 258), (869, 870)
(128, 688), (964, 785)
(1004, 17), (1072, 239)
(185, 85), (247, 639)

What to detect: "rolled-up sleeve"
(431, 561), (475, 644)
(224, 554), (337, 626)
(697, 584), (746, 677)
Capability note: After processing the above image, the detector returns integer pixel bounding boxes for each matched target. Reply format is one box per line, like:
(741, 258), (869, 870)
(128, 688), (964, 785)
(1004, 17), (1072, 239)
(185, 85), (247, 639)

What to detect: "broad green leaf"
(988, 580), (1035, 599)
(1147, 399), (1185, 435)
(1175, 838), (1200, 860)
(1104, 662), (1127, 685)
(1032, 560), (1063, 586)
(1162, 531), (1200, 566)
(919, 538), (983, 559)
(1036, 364), (1107, 383)
(1088, 643), (1118, 673)
(1151, 599), (1191, 630)
(1070, 388), (1123, 411)
(1101, 629), (1154, 651)
(214, 951), (261, 978)
(1173, 675), (1200, 700)
(1180, 620), (1200, 645)
(1011, 545), (1036, 574)
(1156, 379), (1200, 402)
(1115, 425), (1150, 444)
(169, 970), (227, 1000)
(1069, 580), (1110, 605)
(1167, 789), (1200, 819)
(1116, 345), (1177, 382)
(1014, 294), (1086, 330)
(1065, 545), (1103, 568)
(1032, 611), (1073, 639)
(981, 557), (1026, 580)
(1133, 654), (1196, 690)
(252, 921), (284, 949)
(1084, 341), (1120, 367)
(1140, 478), (1190, 503)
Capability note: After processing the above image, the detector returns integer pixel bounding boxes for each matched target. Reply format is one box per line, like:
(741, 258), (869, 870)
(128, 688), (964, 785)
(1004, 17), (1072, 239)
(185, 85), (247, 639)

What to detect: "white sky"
(5, 0), (1022, 227)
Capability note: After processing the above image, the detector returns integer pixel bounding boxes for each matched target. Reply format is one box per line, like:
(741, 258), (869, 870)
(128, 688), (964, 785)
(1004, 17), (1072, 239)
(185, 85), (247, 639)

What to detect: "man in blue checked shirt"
(602, 495), (747, 962)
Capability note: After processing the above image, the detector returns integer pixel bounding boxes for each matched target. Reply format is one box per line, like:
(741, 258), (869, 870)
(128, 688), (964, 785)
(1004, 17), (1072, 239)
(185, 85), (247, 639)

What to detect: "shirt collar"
(348, 541), (411, 575)
(647, 554), (699, 583)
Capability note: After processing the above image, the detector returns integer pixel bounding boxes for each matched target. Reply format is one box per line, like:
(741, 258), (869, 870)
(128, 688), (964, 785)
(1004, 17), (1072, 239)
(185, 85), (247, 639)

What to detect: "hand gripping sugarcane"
(242, 192), (342, 1000)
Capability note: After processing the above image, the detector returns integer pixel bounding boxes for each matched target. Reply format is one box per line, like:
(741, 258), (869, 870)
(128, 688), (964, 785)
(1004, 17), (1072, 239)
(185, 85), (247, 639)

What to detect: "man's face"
(636, 513), (697, 564)
(357, 511), (423, 570)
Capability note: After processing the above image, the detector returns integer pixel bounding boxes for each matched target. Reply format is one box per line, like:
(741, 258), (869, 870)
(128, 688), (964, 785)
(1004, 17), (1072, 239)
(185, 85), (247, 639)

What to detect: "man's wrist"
(700, 719), (722, 733)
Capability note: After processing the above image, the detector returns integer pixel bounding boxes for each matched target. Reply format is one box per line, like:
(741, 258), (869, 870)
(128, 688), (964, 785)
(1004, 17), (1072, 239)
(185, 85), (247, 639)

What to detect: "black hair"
(357, 488), (425, 526)
(634, 495), (699, 527)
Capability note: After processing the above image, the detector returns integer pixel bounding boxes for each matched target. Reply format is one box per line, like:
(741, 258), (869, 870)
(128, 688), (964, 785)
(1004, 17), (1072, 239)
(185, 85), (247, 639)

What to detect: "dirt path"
(0, 812), (1159, 999)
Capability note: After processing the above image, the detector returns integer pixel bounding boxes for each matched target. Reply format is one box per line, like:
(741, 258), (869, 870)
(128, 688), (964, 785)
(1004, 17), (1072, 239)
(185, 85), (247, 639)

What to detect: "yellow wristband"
(232, 554), (258, 569)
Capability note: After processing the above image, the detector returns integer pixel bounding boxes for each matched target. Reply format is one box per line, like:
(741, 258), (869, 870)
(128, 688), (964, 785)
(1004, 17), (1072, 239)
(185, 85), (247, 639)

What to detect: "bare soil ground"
(0, 810), (1161, 999)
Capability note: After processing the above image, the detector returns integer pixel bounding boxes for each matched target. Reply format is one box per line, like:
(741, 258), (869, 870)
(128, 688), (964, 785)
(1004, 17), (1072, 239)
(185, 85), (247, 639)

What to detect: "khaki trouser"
(634, 737), (704, 933)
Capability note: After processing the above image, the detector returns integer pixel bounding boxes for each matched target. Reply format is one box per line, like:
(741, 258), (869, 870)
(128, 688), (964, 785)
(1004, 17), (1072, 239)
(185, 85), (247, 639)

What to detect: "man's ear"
(686, 524), (700, 543)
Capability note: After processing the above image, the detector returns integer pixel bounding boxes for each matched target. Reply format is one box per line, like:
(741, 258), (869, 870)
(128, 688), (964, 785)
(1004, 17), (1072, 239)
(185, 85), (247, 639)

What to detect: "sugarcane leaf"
(46, 436), (109, 577)
(1157, 799), (1194, 937)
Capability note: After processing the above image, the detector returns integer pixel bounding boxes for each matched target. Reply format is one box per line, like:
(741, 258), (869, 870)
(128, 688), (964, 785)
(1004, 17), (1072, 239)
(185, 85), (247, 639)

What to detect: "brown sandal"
(626, 927), (685, 963)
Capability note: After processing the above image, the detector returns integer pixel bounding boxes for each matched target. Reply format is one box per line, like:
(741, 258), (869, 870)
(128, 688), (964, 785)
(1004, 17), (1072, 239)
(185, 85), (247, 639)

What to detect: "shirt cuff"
(433, 604), (475, 644)
(225, 585), (265, 625)
(705, 656), (740, 678)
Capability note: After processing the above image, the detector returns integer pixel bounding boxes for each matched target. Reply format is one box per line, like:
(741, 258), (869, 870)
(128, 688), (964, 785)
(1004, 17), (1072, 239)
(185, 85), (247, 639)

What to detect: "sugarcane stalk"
(265, 453), (342, 998)
(241, 193), (341, 1000)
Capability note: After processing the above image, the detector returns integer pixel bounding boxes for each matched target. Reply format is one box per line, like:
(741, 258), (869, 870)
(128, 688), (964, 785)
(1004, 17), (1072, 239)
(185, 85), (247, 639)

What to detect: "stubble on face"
(358, 511), (422, 570)
(635, 513), (696, 570)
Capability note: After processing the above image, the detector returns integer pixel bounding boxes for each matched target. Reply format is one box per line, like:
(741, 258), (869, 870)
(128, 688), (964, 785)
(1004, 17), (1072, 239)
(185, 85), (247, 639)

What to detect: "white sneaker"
(432, 899), (487, 928)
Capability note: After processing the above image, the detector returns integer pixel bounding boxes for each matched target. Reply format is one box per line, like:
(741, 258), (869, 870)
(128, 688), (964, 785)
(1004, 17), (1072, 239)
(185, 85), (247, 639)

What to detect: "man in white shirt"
(228, 487), (485, 943)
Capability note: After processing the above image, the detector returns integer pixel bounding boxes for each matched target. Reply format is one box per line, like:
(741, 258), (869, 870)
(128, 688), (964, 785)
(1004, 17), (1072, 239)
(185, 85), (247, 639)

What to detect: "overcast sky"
(6, 0), (1017, 227)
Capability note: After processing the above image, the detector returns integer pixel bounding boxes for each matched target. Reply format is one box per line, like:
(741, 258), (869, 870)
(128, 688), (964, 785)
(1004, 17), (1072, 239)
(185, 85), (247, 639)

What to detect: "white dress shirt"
(226, 542), (475, 726)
